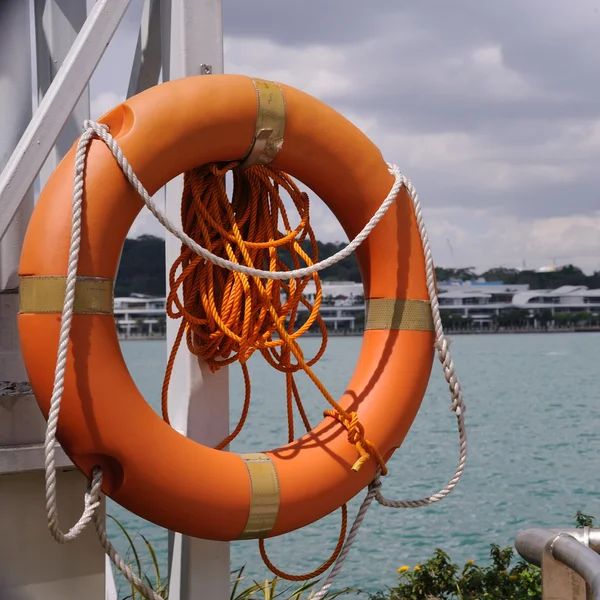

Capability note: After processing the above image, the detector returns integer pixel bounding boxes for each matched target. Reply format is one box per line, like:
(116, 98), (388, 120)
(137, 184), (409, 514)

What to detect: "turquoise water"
(110, 333), (600, 594)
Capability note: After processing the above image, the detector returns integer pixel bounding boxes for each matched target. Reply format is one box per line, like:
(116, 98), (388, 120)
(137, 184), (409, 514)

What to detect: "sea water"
(109, 332), (600, 595)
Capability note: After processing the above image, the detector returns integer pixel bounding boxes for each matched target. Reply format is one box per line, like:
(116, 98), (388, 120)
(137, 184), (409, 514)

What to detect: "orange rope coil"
(161, 161), (386, 578)
(259, 504), (349, 581)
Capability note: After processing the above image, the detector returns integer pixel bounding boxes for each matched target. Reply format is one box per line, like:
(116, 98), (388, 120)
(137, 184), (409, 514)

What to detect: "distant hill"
(115, 235), (362, 296)
(435, 265), (600, 290)
(115, 235), (166, 297)
(115, 235), (600, 297)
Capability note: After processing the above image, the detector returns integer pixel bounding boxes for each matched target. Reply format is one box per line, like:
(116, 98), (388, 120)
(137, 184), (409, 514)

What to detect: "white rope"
(312, 173), (467, 597)
(43, 124), (162, 600)
(310, 477), (381, 600)
(80, 120), (402, 281)
(92, 469), (162, 600)
(45, 119), (466, 599)
(44, 127), (103, 544)
(373, 174), (467, 509)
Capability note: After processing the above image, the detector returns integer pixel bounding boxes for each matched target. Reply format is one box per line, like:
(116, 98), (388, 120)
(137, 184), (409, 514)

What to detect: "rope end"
(351, 458), (365, 472)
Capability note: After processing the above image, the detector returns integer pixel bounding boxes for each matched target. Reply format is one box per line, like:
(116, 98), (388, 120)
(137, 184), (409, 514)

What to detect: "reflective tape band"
(19, 276), (114, 315)
(238, 78), (286, 169)
(237, 452), (280, 540)
(365, 298), (434, 331)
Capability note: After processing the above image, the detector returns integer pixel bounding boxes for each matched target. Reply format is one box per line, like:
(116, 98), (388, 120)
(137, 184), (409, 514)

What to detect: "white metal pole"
(160, 1), (230, 599)
(34, 0), (90, 186)
(0, 0), (132, 242)
(33, 3), (120, 597)
(0, 1), (105, 598)
(0, 1), (35, 310)
(128, 0), (162, 97)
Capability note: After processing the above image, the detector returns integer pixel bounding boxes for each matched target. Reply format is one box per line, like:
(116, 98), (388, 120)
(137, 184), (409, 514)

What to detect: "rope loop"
(259, 504), (348, 581)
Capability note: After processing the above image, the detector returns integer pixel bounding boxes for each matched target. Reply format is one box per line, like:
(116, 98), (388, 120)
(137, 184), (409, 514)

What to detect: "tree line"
(115, 235), (600, 297)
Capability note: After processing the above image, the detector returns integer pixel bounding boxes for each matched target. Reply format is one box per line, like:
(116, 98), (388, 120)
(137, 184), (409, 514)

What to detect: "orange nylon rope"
(161, 161), (386, 579)
(258, 504), (348, 581)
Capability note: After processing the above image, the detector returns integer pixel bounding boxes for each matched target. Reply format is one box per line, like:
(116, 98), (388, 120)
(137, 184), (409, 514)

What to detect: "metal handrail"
(516, 528), (600, 599)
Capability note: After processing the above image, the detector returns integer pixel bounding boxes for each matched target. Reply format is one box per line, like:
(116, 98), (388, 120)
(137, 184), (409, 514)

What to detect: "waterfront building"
(114, 294), (166, 337)
(114, 281), (600, 335)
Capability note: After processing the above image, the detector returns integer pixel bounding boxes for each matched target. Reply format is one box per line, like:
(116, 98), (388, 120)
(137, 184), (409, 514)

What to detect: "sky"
(89, 0), (600, 274)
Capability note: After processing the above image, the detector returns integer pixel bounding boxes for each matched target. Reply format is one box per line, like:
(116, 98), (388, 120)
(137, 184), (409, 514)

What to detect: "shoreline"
(118, 326), (600, 341)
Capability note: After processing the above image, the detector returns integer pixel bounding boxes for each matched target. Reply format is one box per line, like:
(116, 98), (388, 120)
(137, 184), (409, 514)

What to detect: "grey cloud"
(90, 0), (600, 225)
(330, 93), (598, 136)
(224, 0), (600, 121)
(415, 174), (600, 220)
(222, 0), (600, 221)
(223, 0), (401, 46)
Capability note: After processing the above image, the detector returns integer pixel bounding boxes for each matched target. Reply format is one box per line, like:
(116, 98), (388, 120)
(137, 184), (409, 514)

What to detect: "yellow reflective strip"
(238, 78), (286, 169)
(19, 276), (114, 315)
(365, 298), (433, 331)
(237, 452), (280, 540)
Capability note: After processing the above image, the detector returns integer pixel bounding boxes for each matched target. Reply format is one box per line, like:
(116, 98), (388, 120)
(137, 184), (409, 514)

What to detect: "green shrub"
(112, 511), (597, 600)
(110, 516), (359, 599)
(370, 511), (597, 600)
(369, 544), (541, 600)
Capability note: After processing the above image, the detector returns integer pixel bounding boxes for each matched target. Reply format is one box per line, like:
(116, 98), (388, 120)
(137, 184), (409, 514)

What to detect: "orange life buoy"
(18, 74), (435, 541)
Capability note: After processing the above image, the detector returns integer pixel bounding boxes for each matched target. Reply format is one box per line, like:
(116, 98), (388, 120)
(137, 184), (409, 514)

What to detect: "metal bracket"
(542, 534), (588, 600)
(237, 78), (286, 170)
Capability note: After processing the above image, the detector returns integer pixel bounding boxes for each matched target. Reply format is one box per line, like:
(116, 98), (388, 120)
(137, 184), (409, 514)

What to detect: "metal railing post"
(516, 527), (600, 600)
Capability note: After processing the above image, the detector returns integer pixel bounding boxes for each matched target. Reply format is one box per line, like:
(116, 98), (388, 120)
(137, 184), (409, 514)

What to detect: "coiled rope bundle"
(162, 162), (327, 445)
(162, 161), (372, 579)
(162, 161), (386, 474)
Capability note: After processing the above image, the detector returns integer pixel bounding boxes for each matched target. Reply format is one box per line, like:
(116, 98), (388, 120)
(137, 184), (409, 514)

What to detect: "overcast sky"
(90, 0), (600, 274)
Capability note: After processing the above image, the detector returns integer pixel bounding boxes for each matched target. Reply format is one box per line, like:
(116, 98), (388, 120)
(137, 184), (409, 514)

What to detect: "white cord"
(310, 477), (381, 600)
(45, 120), (466, 600)
(311, 177), (468, 598)
(374, 174), (467, 509)
(43, 124), (164, 600)
(81, 120), (403, 281)
(44, 127), (102, 544)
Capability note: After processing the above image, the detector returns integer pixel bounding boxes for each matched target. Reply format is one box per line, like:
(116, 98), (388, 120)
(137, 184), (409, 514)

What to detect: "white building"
(114, 281), (600, 335)
(114, 281), (367, 336)
(512, 286), (600, 310)
(298, 281), (364, 306)
(114, 294), (166, 336)
(281, 281), (365, 331)
(437, 281), (600, 326)
(437, 281), (530, 325)
(293, 279), (600, 329)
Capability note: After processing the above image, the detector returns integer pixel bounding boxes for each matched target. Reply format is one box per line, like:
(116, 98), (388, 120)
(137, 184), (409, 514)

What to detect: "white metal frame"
(0, 1), (227, 598)
(160, 1), (229, 599)
(0, 0), (133, 241)
(34, 0), (91, 186)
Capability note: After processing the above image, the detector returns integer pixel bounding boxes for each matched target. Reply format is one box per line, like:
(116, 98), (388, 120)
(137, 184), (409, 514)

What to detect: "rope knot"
(345, 412), (364, 444)
(83, 119), (109, 135)
(369, 473), (383, 491)
(323, 409), (388, 475)
(451, 397), (466, 416)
